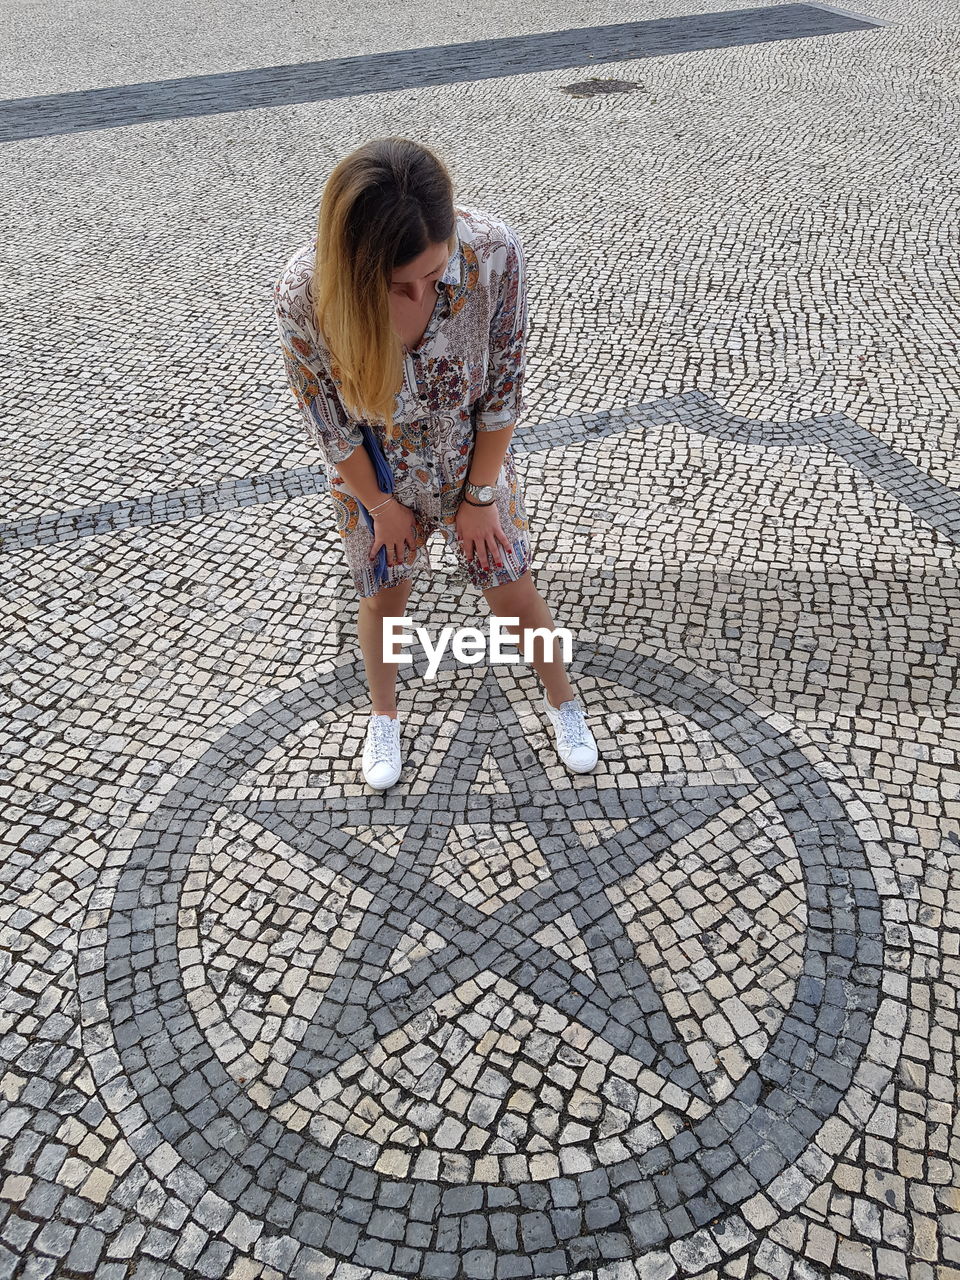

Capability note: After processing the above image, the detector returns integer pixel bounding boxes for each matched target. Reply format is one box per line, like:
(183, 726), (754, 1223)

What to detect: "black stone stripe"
(0, 5), (882, 143)
(0, 465), (328, 551)
(4, 391), (955, 552)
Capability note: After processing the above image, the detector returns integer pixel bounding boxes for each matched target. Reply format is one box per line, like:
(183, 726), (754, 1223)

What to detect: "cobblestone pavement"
(1, 0), (959, 1277)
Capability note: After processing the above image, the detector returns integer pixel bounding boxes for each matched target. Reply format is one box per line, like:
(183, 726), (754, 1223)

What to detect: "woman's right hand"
(369, 497), (420, 566)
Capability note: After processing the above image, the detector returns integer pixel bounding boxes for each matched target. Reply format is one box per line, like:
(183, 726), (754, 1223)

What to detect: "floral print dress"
(273, 204), (532, 598)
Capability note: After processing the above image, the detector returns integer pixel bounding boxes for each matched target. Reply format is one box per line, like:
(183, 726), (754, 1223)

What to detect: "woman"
(274, 137), (599, 789)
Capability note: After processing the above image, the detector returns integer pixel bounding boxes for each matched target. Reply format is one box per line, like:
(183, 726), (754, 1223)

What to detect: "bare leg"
(481, 569), (576, 707)
(357, 576), (414, 717)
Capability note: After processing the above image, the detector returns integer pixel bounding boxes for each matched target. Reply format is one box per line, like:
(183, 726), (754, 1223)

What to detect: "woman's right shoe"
(541, 691), (599, 773)
(362, 712), (403, 789)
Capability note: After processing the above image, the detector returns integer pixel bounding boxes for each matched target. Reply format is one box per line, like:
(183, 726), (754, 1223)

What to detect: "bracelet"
(368, 494), (396, 515)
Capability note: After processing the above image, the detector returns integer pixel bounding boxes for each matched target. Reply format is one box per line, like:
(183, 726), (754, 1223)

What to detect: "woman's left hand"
(455, 497), (514, 572)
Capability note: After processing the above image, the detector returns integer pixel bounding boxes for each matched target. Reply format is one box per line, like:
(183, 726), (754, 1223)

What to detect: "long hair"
(312, 137), (458, 439)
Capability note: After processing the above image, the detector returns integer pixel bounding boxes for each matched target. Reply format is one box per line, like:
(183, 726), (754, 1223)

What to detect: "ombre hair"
(312, 137), (458, 438)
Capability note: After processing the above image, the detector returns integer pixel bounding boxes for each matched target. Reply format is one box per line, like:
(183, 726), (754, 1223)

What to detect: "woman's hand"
(455, 498), (514, 572)
(369, 498), (420, 566)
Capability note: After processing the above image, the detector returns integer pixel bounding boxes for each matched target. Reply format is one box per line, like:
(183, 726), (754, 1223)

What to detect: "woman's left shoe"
(542, 691), (599, 773)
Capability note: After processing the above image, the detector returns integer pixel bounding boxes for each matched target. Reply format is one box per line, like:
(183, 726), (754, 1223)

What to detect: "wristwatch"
(464, 481), (496, 504)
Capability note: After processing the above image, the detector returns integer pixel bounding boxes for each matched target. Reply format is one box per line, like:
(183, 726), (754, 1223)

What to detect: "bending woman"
(274, 136), (598, 789)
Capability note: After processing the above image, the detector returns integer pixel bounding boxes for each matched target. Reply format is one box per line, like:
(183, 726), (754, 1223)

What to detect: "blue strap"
(355, 424), (395, 590)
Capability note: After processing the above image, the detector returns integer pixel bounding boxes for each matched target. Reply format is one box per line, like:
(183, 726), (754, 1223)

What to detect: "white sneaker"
(362, 712), (403, 789)
(542, 691), (599, 773)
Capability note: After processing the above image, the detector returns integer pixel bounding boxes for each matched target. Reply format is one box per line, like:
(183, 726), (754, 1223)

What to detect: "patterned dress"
(273, 204), (532, 598)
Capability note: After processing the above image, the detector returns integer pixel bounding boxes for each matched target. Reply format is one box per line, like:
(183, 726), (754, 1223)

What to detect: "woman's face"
(389, 242), (449, 304)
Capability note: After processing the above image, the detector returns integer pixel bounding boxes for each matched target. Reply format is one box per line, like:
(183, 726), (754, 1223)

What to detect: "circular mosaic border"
(80, 639), (906, 1277)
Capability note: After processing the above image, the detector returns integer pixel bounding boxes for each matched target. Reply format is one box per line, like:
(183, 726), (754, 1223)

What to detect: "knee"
(360, 580), (413, 618)
(484, 570), (535, 613)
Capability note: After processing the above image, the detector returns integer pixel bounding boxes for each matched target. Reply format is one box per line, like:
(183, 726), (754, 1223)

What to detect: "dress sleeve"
(273, 265), (366, 467)
(473, 222), (528, 432)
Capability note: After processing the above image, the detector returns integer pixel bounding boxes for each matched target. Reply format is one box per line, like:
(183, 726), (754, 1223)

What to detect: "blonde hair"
(312, 137), (458, 438)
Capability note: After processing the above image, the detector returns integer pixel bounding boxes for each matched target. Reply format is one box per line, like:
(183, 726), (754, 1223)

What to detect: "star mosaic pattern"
(85, 646), (894, 1277)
